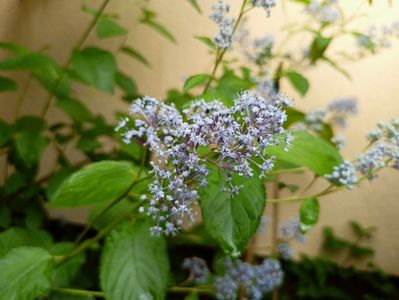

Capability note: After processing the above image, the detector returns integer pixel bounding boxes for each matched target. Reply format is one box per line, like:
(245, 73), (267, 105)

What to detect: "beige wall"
(1, 0), (399, 274)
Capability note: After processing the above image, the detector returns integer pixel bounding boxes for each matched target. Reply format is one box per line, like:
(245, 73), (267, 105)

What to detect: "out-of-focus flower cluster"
(117, 91), (292, 235)
(215, 258), (283, 300)
(304, 97), (358, 132)
(325, 118), (399, 189)
(182, 257), (210, 284)
(210, 0), (277, 49)
(305, 0), (340, 24)
(357, 20), (399, 52)
(210, 0), (235, 48)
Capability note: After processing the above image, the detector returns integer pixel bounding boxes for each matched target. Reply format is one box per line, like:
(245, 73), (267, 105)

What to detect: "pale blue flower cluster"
(277, 242), (292, 260)
(210, 0), (235, 48)
(325, 160), (358, 190)
(305, 0), (340, 23)
(117, 91), (292, 235)
(325, 118), (399, 188)
(251, 0), (277, 17)
(355, 118), (399, 179)
(215, 258), (283, 300)
(331, 135), (345, 150)
(280, 217), (305, 242)
(304, 97), (357, 130)
(182, 257), (210, 284)
(357, 21), (399, 51)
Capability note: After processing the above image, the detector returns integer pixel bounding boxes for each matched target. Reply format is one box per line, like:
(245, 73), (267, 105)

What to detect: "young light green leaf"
(141, 10), (176, 43)
(0, 53), (54, 71)
(185, 0), (202, 13)
(51, 161), (136, 207)
(71, 47), (117, 93)
(100, 220), (169, 300)
(0, 247), (54, 300)
(0, 42), (29, 54)
(309, 35), (332, 64)
(0, 227), (53, 257)
(299, 197), (320, 232)
(200, 166), (265, 256)
(183, 74), (212, 93)
(120, 46), (150, 67)
(195, 36), (216, 50)
(285, 71), (309, 96)
(0, 76), (17, 92)
(15, 132), (48, 168)
(96, 18), (128, 39)
(268, 131), (343, 175)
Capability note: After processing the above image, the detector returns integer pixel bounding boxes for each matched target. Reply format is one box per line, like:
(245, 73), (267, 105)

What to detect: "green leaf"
(268, 131), (343, 175)
(0, 53), (54, 71)
(185, 0), (202, 13)
(51, 161), (136, 207)
(195, 36), (216, 50)
(352, 32), (376, 53)
(0, 206), (11, 228)
(299, 197), (320, 232)
(71, 47), (117, 93)
(0, 42), (29, 54)
(200, 166), (265, 256)
(184, 293), (200, 300)
(14, 116), (46, 133)
(0, 76), (17, 92)
(57, 98), (93, 123)
(0, 247), (54, 300)
(141, 10), (176, 43)
(15, 132), (48, 168)
(285, 71), (309, 96)
(321, 57), (352, 80)
(183, 74), (211, 93)
(88, 198), (133, 230)
(45, 167), (75, 200)
(309, 35), (332, 64)
(120, 46), (150, 67)
(100, 220), (169, 300)
(0, 227), (53, 257)
(115, 71), (138, 100)
(96, 18), (128, 39)
(0, 119), (13, 147)
(49, 242), (86, 287)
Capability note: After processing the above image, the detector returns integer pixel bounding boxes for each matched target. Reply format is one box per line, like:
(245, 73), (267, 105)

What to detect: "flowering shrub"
(0, 0), (397, 299)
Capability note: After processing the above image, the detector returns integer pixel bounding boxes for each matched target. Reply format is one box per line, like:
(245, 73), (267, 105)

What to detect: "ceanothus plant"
(0, 0), (398, 300)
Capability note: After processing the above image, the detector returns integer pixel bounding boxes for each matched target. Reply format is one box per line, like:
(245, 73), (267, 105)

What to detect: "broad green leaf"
(285, 71), (309, 96)
(115, 71), (138, 101)
(34, 61), (71, 99)
(97, 18), (128, 39)
(15, 132), (48, 168)
(51, 161), (136, 207)
(45, 167), (75, 200)
(299, 197), (320, 232)
(268, 131), (343, 175)
(0, 53), (54, 71)
(0, 42), (28, 54)
(200, 166), (265, 256)
(185, 0), (202, 13)
(0, 227), (53, 257)
(309, 35), (332, 64)
(195, 36), (216, 50)
(0, 76), (17, 92)
(0, 119), (13, 147)
(71, 47), (117, 93)
(49, 242), (86, 287)
(121, 46), (150, 67)
(24, 203), (45, 229)
(100, 220), (169, 300)
(88, 198), (133, 230)
(14, 116), (46, 133)
(77, 136), (101, 153)
(57, 98), (93, 123)
(0, 247), (54, 300)
(141, 10), (176, 43)
(183, 74), (212, 92)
